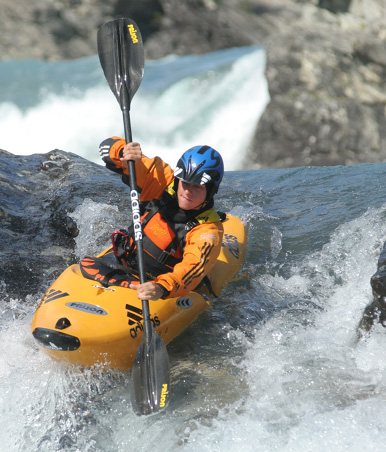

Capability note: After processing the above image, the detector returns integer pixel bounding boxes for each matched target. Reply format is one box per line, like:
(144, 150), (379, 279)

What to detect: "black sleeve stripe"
(182, 242), (214, 288)
(183, 244), (212, 287)
(99, 144), (110, 159)
(99, 137), (121, 164)
(182, 242), (211, 283)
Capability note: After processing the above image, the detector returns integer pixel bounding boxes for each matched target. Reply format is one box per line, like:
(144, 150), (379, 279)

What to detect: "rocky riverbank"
(1, 0), (385, 168)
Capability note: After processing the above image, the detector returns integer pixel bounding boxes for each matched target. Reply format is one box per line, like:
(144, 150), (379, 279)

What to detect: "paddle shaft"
(108, 18), (151, 345)
(98, 18), (170, 415)
(123, 103), (154, 414)
(122, 109), (152, 347)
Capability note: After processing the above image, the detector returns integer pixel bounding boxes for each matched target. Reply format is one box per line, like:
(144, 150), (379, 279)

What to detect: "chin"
(178, 198), (191, 210)
(179, 203), (192, 210)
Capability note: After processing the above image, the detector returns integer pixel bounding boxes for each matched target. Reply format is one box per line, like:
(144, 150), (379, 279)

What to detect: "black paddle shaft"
(123, 110), (152, 345)
(97, 17), (149, 324)
(97, 18), (170, 415)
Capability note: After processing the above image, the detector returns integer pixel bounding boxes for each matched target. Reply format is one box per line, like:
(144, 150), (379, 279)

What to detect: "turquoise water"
(0, 46), (268, 171)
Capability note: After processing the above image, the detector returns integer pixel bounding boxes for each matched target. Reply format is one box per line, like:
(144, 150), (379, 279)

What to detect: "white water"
(2, 199), (386, 451)
(0, 47), (268, 171)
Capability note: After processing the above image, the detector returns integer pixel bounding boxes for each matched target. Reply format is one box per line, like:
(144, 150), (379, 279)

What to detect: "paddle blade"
(97, 18), (144, 111)
(130, 326), (170, 415)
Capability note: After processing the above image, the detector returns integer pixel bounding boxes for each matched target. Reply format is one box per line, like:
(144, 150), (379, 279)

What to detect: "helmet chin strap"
(193, 200), (208, 211)
(196, 195), (214, 211)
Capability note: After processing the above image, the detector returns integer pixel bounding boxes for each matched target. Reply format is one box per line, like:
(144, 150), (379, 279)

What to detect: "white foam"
(0, 48), (268, 171)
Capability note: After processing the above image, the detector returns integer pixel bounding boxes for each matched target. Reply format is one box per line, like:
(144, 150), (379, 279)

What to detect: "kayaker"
(99, 137), (225, 301)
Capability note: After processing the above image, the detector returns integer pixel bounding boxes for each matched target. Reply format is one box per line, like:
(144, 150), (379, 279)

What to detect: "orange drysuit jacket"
(100, 137), (224, 299)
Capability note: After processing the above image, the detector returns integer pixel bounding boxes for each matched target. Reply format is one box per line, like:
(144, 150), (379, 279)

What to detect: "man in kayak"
(99, 137), (224, 301)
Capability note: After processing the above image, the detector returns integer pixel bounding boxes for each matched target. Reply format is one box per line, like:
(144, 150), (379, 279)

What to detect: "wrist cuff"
(156, 283), (170, 299)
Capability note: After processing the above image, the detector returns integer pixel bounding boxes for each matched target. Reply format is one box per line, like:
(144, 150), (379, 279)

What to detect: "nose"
(182, 181), (193, 193)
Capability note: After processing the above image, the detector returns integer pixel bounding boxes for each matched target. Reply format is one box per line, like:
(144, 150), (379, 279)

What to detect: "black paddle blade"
(130, 325), (170, 415)
(97, 18), (144, 111)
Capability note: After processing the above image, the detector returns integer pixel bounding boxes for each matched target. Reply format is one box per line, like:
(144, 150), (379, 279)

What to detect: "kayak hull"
(31, 214), (247, 369)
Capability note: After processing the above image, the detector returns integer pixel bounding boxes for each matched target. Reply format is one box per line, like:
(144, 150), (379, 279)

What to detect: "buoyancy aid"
(112, 182), (223, 279)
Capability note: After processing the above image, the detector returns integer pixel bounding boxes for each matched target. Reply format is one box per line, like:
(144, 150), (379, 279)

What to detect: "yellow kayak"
(31, 214), (247, 370)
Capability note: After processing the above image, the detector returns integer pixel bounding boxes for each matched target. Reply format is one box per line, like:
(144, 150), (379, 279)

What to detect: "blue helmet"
(174, 145), (224, 201)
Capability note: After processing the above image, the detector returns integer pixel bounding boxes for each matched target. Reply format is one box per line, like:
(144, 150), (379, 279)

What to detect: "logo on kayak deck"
(36, 289), (70, 310)
(43, 289), (70, 304)
(222, 233), (240, 259)
(126, 304), (160, 338)
(128, 24), (139, 44)
(176, 297), (193, 309)
(66, 302), (107, 316)
(126, 303), (143, 326)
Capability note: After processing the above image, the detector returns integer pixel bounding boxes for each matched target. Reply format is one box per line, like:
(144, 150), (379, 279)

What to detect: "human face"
(177, 180), (207, 210)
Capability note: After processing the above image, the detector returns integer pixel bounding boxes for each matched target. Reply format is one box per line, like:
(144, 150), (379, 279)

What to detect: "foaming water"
(3, 161), (386, 450)
(70, 199), (128, 258)
(181, 204), (386, 452)
(0, 302), (130, 451)
(0, 47), (268, 171)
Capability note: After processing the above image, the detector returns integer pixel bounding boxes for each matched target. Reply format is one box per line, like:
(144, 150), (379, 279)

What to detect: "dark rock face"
(0, 0), (164, 61)
(0, 0), (256, 61)
(143, 0), (254, 59)
(318, 0), (352, 13)
(1, 0), (386, 169)
(358, 242), (386, 336)
(0, 149), (128, 300)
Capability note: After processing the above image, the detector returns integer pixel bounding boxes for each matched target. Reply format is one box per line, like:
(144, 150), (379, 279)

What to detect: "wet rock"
(358, 243), (386, 336)
(0, 149), (128, 300)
